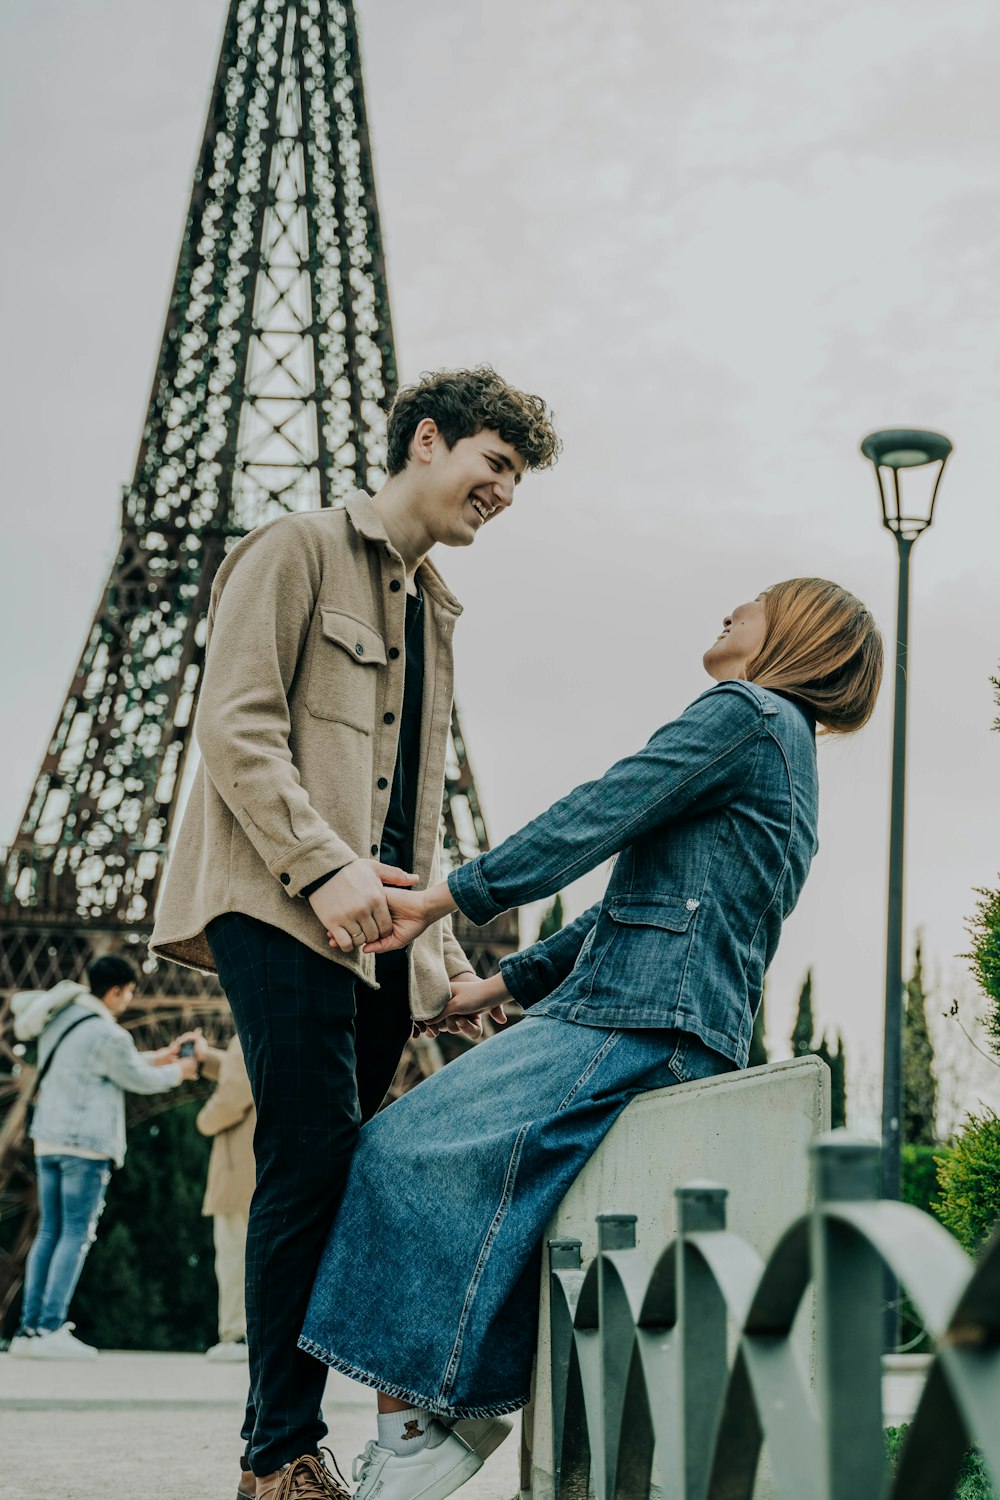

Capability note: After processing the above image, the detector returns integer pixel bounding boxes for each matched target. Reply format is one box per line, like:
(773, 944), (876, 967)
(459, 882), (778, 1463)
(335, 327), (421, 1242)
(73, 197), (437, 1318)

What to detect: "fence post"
(811, 1135), (884, 1500)
(549, 1237), (585, 1500)
(596, 1214), (638, 1500)
(676, 1182), (728, 1500)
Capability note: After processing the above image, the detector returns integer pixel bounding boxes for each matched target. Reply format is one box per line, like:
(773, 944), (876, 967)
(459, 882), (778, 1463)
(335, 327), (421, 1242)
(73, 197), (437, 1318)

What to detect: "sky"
(2, 0), (999, 1129)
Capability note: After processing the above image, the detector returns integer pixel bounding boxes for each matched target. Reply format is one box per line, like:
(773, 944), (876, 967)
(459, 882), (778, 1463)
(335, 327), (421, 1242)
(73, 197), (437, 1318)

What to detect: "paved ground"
(0, 1351), (522, 1500)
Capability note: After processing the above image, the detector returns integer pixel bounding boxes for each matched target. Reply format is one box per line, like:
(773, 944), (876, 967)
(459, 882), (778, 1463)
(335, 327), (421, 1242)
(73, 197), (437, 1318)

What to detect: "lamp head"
(859, 427), (952, 540)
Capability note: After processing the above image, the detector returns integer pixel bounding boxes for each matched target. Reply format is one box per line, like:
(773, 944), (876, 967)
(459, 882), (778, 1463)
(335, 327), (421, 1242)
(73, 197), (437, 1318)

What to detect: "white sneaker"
(449, 1416), (512, 1461)
(205, 1338), (249, 1362)
(352, 1433), (482, 1500)
(7, 1332), (38, 1358)
(26, 1323), (98, 1359)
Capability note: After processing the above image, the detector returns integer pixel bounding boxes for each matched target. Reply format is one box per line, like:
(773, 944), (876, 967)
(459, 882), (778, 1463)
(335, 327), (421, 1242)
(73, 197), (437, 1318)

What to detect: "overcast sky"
(2, 0), (999, 1128)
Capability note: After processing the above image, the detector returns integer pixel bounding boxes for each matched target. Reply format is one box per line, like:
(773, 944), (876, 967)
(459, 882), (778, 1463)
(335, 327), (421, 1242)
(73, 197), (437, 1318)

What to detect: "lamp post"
(859, 427), (952, 1349)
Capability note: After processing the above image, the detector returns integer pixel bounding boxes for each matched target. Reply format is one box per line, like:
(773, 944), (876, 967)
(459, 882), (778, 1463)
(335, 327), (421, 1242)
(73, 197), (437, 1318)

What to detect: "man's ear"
(409, 417), (440, 466)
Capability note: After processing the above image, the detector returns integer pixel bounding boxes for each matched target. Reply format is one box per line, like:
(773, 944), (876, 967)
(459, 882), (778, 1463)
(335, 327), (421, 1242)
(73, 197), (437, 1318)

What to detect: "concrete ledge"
(526, 1055), (829, 1500)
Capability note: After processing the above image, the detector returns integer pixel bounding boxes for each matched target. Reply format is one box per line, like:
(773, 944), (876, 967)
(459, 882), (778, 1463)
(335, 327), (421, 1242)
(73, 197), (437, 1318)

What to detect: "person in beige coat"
(149, 367), (559, 1499)
(196, 1034), (255, 1361)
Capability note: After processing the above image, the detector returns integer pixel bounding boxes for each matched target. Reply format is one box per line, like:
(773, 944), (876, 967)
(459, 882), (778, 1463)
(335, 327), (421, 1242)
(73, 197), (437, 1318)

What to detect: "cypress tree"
(903, 936), (938, 1146)
(791, 970), (815, 1058)
(815, 1032), (848, 1127)
(748, 984), (768, 1067)
(537, 893), (565, 941)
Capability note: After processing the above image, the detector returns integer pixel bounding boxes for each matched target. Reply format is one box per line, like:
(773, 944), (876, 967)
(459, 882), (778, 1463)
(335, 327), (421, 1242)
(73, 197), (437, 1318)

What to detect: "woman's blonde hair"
(743, 578), (883, 734)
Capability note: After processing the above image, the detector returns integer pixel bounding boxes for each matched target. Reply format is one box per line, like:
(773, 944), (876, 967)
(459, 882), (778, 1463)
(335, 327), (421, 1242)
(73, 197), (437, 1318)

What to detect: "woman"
(298, 578), (882, 1500)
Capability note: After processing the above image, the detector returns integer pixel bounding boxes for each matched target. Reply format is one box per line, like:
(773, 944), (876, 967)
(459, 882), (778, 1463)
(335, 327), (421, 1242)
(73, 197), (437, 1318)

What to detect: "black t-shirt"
(379, 587), (425, 870)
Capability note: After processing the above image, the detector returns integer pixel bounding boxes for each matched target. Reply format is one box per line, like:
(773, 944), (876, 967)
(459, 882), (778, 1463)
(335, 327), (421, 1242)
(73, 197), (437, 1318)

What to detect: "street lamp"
(859, 427), (952, 1349)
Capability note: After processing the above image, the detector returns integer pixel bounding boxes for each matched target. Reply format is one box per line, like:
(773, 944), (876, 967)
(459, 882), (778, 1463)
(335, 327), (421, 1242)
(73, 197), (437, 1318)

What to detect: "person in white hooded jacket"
(8, 954), (198, 1359)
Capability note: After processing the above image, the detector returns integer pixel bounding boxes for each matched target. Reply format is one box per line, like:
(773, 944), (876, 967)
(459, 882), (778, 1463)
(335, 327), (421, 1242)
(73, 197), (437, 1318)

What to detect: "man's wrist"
(301, 869), (339, 900)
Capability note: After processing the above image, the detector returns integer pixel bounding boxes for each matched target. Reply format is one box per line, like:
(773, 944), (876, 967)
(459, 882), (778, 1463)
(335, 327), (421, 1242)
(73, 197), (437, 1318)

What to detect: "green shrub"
(934, 1111), (1000, 1256)
(902, 1143), (949, 1217)
(886, 1427), (995, 1498)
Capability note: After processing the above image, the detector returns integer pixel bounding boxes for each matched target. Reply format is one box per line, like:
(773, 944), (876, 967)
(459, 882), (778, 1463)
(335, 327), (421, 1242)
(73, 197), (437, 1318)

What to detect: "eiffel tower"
(0, 0), (517, 1326)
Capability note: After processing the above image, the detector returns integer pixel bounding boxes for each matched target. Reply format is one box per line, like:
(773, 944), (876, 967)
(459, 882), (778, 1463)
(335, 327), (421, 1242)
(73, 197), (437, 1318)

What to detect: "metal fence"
(546, 1135), (1000, 1500)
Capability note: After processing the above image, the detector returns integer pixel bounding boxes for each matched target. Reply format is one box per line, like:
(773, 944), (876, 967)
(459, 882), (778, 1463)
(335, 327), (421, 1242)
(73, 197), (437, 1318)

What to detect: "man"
(195, 1032), (255, 1362)
(151, 367), (559, 1499)
(9, 956), (198, 1359)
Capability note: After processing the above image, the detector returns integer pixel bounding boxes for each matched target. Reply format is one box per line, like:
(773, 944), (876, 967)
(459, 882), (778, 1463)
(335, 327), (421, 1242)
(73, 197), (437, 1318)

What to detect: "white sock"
(376, 1409), (448, 1456)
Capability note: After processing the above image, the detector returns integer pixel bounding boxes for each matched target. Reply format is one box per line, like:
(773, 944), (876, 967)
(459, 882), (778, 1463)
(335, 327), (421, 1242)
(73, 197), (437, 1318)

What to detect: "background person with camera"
(7, 954), (199, 1359)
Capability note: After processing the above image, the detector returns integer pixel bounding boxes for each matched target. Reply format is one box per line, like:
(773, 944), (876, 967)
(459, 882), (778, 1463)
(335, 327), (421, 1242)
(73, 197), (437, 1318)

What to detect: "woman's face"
(703, 598), (767, 681)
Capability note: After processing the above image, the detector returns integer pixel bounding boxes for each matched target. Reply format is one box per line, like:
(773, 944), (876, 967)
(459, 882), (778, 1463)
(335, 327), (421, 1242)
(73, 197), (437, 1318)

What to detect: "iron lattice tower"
(0, 0), (517, 1324)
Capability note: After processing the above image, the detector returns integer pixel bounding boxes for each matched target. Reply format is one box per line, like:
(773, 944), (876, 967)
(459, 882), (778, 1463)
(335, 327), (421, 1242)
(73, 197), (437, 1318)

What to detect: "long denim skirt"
(299, 1015), (730, 1419)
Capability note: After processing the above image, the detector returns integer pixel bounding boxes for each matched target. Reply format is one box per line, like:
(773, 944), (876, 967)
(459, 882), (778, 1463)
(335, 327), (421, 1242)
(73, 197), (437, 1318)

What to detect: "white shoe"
(352, 1433), (482, 1500)
(25, 1323), (98, 1359)
(7, 1332), (38, 1358)
(205, 1339), (249, 1362)
(449, 1416), (513, 1461)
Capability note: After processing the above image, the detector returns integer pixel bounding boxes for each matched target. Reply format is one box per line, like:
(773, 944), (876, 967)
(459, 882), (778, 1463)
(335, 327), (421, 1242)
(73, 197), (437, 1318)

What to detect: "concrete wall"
(524, 1056), (829, 1500)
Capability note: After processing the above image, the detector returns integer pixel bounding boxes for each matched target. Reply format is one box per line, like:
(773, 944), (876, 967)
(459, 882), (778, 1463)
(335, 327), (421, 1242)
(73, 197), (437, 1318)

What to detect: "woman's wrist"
(423, 880), (457, 924)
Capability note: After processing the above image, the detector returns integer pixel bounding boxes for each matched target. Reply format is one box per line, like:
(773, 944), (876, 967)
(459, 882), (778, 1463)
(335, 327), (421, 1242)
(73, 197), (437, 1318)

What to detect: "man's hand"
(177, 1056), (200, 1082)
(311, 859), (420, 954)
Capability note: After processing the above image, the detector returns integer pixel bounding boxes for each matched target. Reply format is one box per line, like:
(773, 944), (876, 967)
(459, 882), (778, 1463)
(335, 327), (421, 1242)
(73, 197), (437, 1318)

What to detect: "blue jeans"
(300, 1016), (734, 1417)
(21, 1154), (111, 1332)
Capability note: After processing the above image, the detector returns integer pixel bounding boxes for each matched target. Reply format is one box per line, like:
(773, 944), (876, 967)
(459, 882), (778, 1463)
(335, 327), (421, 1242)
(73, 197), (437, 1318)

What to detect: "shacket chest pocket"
(306, 609), (388, 731)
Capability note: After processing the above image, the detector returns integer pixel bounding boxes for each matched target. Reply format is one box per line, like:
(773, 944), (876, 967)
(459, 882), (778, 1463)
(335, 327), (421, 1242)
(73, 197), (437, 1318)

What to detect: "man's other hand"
(310, 859), (420, 954)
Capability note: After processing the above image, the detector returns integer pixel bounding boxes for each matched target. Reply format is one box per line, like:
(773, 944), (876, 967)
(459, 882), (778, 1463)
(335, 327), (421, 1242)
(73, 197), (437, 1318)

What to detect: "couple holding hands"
(152, 367), (883, 1500)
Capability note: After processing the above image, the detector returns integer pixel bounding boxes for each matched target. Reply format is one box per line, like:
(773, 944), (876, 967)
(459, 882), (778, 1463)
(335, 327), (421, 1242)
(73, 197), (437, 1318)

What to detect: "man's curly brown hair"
(385, 366), (560, 476)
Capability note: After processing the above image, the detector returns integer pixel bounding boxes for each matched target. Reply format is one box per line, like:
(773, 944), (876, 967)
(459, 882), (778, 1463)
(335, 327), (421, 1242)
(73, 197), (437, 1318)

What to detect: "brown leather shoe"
(255, 1451), (350, 1500)
(237, 1454), (254, 1498)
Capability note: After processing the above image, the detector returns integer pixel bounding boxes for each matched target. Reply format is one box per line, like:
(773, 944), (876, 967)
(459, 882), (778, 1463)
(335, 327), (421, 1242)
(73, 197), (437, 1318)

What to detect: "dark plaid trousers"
(206, 913), (413, 1475)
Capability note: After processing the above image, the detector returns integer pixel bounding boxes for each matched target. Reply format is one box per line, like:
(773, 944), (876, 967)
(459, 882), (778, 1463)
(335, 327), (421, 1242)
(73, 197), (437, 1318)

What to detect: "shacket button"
(280, 873), (290, 886)
(355, 643), (364, 656)
(383, 712), (395, 725)
(377, 777), (388, 790)
(371, 844), (379, 856)
(389, 579), (402, 593)
(388, 647), (400, 660)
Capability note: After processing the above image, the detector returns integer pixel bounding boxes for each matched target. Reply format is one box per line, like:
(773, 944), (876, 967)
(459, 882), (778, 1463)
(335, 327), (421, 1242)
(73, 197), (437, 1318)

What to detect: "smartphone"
(178, 1040), (196, 1058)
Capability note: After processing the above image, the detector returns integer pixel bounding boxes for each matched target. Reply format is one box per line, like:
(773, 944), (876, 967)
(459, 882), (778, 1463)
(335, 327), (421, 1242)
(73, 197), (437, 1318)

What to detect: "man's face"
(103, 983), (136, 1016)
(418, 426), (526, 547)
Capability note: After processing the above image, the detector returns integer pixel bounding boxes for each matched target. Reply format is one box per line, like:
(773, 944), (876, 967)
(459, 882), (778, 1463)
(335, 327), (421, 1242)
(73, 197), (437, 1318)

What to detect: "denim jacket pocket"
(606, 894), (700, 933)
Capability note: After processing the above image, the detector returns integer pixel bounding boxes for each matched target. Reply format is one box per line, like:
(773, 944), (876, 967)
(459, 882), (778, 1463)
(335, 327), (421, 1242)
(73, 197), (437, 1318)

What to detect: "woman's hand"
(360, 879), (457, 955)
(418, 972), (510, 1040)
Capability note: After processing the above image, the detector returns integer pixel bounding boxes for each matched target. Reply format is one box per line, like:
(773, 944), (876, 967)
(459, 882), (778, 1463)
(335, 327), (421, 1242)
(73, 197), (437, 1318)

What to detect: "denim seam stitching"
(437, 1121), (531, 1400)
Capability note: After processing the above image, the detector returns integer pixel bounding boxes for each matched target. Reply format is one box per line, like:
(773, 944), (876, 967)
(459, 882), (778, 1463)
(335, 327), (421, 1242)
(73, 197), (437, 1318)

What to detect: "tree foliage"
(966, 884), (1000, 1061)
(789, 971), (847, 1126)
(748, 985), (768, 1068)
(962, 671), (1000, 1060)
(791, 970), (814, 1059)
(537, 893), (564, 942)
(934, 1110), (1000, 1256)
(903, 937), (939, 1145)
(815, 1033), (847, 1128)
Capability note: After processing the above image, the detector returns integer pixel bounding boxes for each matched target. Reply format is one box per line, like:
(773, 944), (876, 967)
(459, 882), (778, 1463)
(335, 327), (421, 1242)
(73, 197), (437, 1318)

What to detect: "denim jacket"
(447, 681), (819, 1068)
(29, 997), (183, 1167)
